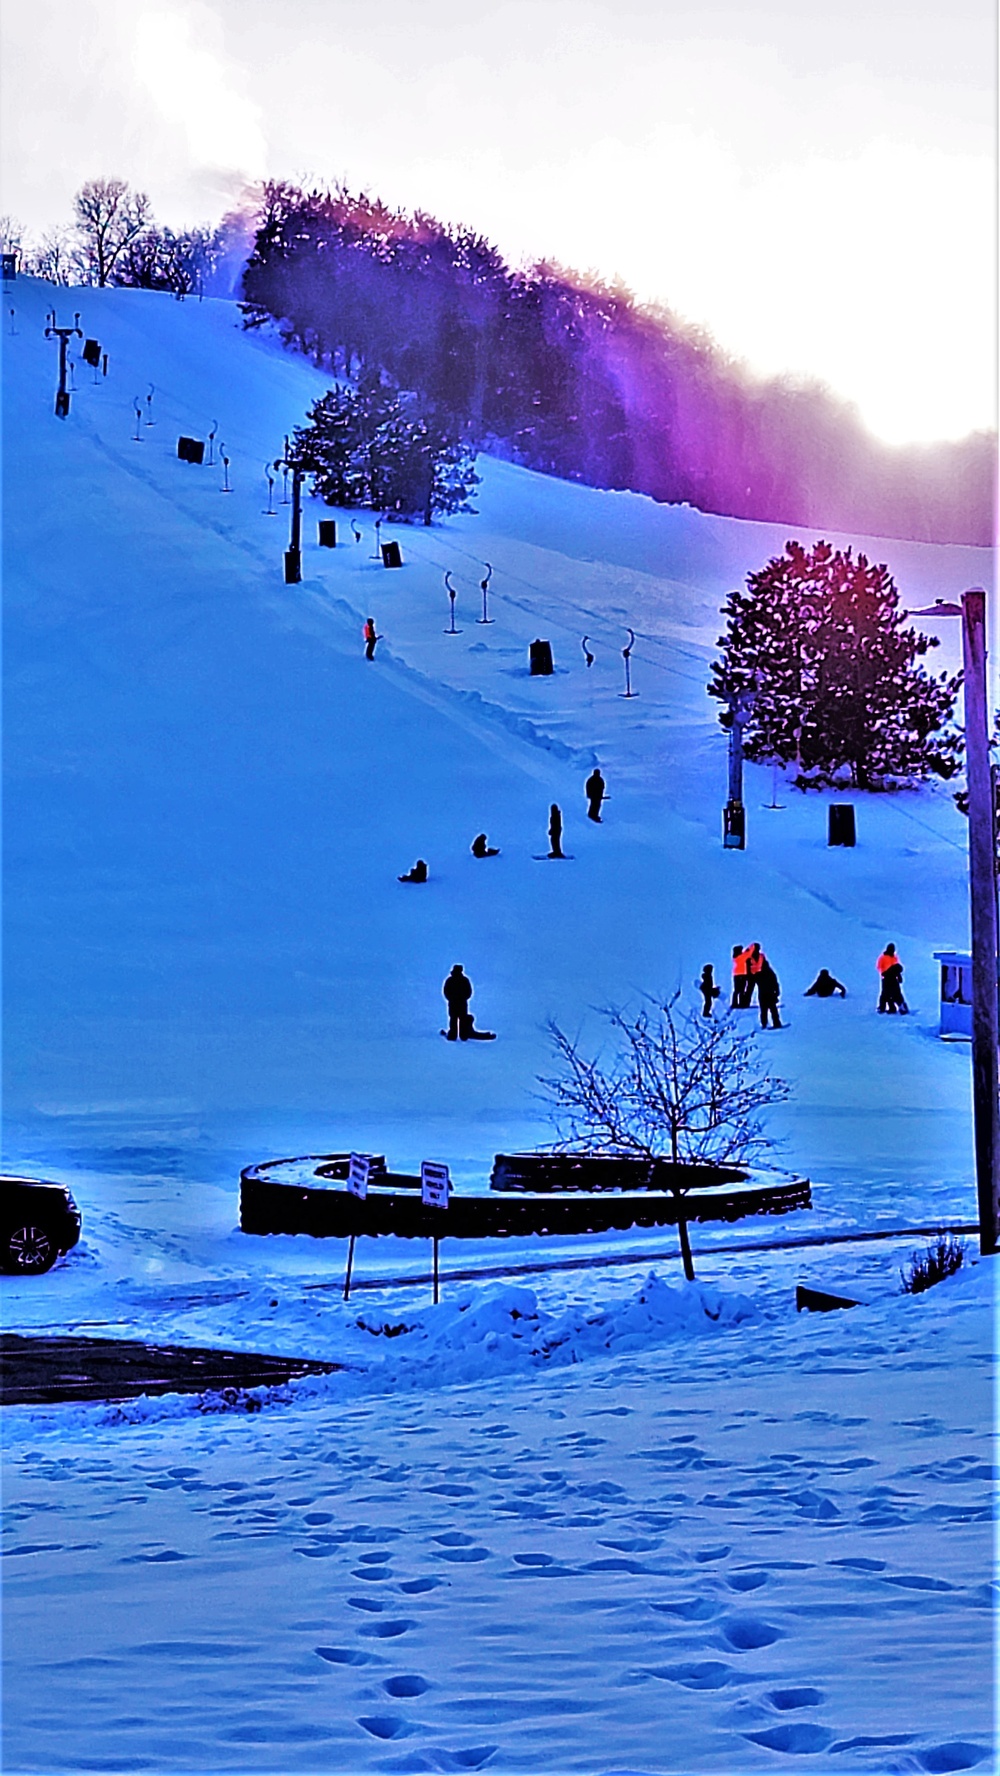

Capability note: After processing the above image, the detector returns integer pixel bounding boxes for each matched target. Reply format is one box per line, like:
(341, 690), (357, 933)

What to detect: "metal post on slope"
(723, 689), (752, 849)
(285, 466), (303, 583)
(45, 310), (82, 417)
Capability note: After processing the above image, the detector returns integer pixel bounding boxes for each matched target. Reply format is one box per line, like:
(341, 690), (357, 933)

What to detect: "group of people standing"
(699, 942), (907, 1028)
(726, 943), (784, 1027)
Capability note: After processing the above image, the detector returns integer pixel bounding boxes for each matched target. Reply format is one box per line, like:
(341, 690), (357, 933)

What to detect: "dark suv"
(0, 1177), (82, 1274)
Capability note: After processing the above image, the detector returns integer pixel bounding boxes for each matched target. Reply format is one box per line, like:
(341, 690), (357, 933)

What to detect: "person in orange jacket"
(730, 944), (748, 1008)
(877, 943), (908, 1013)
(744, 942), (766, 1006)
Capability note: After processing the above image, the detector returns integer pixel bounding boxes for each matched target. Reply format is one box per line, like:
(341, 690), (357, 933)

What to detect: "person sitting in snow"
(804, 969), (847, 998)
(471, 833), (500, 858)
(398, 859), (428, 883)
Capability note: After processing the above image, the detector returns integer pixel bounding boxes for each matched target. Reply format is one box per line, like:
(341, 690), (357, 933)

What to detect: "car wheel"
(3, 1223), (58, 1274)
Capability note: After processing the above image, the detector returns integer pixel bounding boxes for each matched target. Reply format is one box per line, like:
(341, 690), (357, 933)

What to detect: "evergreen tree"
(293, 380), (478, 523)
(708, 539), (963, 790)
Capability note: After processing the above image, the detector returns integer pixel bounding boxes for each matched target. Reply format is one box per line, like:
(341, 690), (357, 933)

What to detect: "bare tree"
(73, 178), (152, 286)
(24, 227), (74, 286)
(539, 995), (790, 1279)
(0, 215), (23, 257)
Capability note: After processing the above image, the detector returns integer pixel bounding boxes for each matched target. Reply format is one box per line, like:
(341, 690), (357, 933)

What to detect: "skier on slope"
(585, 767), (606, 823)
(756, 958), (783, 1029)
(363, 617), (381, 661)
(548, 803), (565, 859)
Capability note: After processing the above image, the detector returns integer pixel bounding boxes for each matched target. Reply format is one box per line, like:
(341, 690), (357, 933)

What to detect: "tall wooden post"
(961, 589), (999, 1254)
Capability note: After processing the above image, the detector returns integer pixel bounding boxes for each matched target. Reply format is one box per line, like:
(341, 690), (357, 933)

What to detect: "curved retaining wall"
(239, 1154), (811, 1242)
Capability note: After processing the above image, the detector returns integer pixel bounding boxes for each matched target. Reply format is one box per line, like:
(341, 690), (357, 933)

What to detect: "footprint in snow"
(357, 1714), (412, 1739)
(766, 1687), (825, 1710)
(914, 1745), (991, 1772)
(383, 1674), (430, 1698)
(358, 1619), (414, 1640)
(719, 1615), (783, 1651)
(726, 1570), (769, 1592)
(745, 1723), (834, 1754)
(648, 1661), (734, 1691)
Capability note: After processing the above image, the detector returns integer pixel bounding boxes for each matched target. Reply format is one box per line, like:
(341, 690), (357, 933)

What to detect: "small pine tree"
(708, 539), (963, 789)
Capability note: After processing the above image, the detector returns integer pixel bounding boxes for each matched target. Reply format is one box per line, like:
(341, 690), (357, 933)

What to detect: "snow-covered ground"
(1, 278), (995, 1774)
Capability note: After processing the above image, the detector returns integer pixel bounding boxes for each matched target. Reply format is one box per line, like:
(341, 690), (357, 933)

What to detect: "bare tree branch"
(539, 996), (790, 1172)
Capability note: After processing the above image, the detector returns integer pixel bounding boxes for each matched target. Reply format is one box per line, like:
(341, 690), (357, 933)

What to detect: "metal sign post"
(342, 1153), (371, 1300)
(421, 1161), (451, 1302)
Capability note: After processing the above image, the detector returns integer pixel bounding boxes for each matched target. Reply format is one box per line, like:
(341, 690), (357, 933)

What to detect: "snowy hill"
(2, 277), (991, 1201)
(1, 279), (996, 1776)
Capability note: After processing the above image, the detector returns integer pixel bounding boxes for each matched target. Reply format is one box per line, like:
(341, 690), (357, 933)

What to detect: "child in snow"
(471, 833), (500, 858)
(699, 965), (721, 1017)
(398, 859), (428, 883)
(363, 617), (380, 660)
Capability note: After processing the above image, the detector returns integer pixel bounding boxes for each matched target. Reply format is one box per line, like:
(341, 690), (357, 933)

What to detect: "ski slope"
(1, 278), (995, 1776)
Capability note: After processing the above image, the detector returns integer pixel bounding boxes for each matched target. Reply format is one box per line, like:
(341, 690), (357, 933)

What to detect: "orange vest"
(877, 951), (897, 975)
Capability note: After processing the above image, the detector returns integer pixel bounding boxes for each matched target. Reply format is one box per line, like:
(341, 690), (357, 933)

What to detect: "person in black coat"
(881, 960), (909, 1014)
(399, 859), (428, 883)
(548, 803), (565, 858)
(805, 969), (847, 998)
(471, 833), (500, 858)
(699, 964), (721, 1017)
(585, 767), (606, 822)
(442, 964), (472, 1039)
(757, 959), (782, 1028)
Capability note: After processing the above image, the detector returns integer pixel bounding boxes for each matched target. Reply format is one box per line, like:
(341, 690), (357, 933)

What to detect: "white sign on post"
(347, 1152), (371, 1200)
(420, 1161), (450, 1209)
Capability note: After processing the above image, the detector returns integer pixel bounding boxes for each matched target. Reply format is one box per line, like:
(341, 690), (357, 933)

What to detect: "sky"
(0, 0), (996, 446)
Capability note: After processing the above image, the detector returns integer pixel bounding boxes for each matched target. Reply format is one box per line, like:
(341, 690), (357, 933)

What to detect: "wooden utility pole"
(912, 591), (999, 1255)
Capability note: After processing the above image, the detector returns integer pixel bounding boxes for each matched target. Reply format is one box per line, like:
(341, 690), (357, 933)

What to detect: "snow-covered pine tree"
(708, 539), (963, 790)
(292, 386), (368, 508)
(294, 381), (478, 523)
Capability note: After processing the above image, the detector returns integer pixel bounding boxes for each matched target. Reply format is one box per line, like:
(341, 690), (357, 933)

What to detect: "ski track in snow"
(2, 280), (996, 1775)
